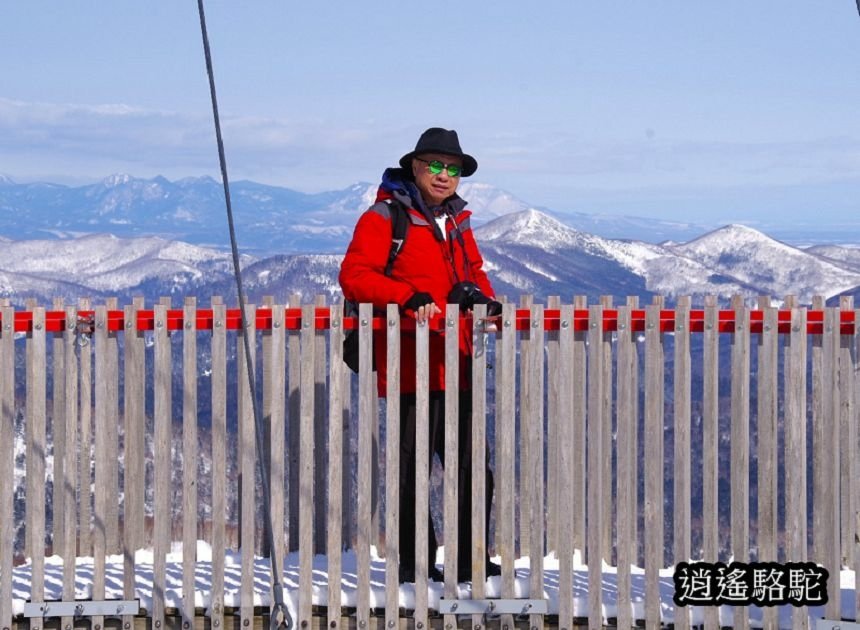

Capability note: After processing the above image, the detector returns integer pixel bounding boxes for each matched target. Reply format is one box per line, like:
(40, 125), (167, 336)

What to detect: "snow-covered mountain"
(805, 244), (860, 273)
(0, 233), (250, 304)
(2, 174), (860, 306)
(667, 224), (860, 302)
(0, 175), (373, 255)
(206, 254), (345, 304)
(455, 182), (534, 224)
(475, 210), (755, 301)
(1, 210), (857, 307)
(550, 209), (710, 243)
(0, 175), (712, 256)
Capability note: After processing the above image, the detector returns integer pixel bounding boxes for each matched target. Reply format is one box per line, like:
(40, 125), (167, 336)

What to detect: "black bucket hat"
(399, 127), (478, 177)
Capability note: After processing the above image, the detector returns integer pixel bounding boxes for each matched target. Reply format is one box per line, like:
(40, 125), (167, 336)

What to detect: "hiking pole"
(195, 2), (291, 629)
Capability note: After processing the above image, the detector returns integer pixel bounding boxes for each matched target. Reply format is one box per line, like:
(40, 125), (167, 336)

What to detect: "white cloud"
(1, 96), (859, 199)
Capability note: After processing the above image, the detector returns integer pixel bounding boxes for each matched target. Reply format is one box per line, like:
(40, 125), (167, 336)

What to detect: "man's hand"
(403, 292), (441, 325)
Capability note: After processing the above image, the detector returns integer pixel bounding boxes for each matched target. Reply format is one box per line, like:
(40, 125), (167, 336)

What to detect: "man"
(339, 127), (501, 583)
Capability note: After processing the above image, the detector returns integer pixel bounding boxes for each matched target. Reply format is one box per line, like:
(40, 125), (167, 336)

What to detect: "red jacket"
(339, 183), (495, 397)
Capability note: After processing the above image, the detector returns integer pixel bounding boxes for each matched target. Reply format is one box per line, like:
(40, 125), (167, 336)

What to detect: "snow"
(0, 233), (243, 292)
(669, 224), (860, 301)
(476, 209), (594, 251)
(458, 183), (533, 221)
(7, 543), (848, 628)
(101, 174), (133, 188)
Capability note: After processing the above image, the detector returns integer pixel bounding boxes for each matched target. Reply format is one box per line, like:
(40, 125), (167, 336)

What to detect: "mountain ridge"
(2, 175), (860, 305)
(0, 209), (855, 307)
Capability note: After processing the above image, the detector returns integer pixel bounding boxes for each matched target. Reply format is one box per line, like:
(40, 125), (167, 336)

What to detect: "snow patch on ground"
(8, 543), (846, 628)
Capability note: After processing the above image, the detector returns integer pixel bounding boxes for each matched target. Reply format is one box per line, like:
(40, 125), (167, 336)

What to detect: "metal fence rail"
(0, 295), (858, 630)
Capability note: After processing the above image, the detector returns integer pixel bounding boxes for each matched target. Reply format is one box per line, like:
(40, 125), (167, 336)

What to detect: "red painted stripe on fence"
(2, 307), (855, 335)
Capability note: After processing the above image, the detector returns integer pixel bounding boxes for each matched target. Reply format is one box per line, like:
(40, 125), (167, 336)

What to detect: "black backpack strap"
(381, 198), (409, 276)
(442, 207), (473, 282)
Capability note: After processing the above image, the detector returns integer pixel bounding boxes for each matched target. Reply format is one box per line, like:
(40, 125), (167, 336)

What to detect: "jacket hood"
(378, 167), (467, 216)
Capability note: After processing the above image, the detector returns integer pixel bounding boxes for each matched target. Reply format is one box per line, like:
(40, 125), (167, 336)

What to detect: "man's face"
(411, 153), (462, 206)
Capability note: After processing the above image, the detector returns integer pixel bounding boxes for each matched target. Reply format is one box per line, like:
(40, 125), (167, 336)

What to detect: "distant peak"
(687, 223), (772, 245)
(477, 208), (587, 248)
(0, 174), (15, 186)
(101, 173), (134, 187)
(718, 223), (764, 234)
(176, 175), (217, 185)
(509, 207), (566, 227)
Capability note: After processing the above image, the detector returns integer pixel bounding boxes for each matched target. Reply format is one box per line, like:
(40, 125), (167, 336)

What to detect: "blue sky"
(2, 2), (860, 227)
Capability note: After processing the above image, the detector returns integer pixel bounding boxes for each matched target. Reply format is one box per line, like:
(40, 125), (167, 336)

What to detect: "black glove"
(447, 281), (483, 312)
(448, 281), (501, 316)
(403, 292), (434, 313)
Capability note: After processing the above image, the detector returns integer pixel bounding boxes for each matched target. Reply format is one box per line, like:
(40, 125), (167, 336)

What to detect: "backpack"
(342, 198), (409, 373)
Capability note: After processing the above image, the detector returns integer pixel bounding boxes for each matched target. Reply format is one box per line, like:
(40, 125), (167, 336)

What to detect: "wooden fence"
(1, 295), (859, 630)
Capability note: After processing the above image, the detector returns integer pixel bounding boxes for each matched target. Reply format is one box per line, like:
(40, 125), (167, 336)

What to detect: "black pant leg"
(398, 392), (442, 572)
(454, 389), (495, 575)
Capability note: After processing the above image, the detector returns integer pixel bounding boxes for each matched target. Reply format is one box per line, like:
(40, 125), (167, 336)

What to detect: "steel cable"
(195, 2), (291, 628)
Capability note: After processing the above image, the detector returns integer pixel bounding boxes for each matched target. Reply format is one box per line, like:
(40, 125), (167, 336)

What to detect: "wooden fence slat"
(105, 297), (120, 555)
(288, 294), (301, 553)
(573, 296), (588, 558)
(702, 297), (720, 630)
(240, 305), (257, 629)
(327, 305), (347, 630)
(261, 296), (275, 560)
(811, 295), (825, 577)
(822, 306), (841, 621)
(182, 298), (198, 628)
(587, 304), (604, 630)
(270, 304), (287, 595)
(758, 303), (779, 629)
(341, 327), (354, 553)
(599, 296), (614, 565)
(518, 294), (532, 559)
(443, 304), (459, 630)
(51, 298), (66, 553)
(839, 297), (854, 568)
(76, 298), (93, 557)
(785, 307), (808, 630)
(471, 304), (489, 630)
(521, 299), (533, 575)
(556, 305), (575, 630)
(25, 305), (47, 614)
(299, 304), (318, 625)
(854, 306), (860, 623)
(355, 303), (373, 629)
(729, 296), (750, 630)
(615, 305), (634, 630)
(0, 306), (15, 628)
(758, 303), (778, 558)
(24, 298), (35, 560)
(123, 298), (145, 617)
(210, 302), (227, 630)
(93, 306), (109, 630)
(62, 306), (79, 630)
(28, 307), (48, 615)
(314, 295), (329, 554)
(414, 305), (431, 630)
(528, 304), (545, 629)
(153, 303), (171, 630)
(625, 294), (640, 565)
(644, 304), (664, 630)
(255, 295), (277, 560)
(545, 295), (560, 555)
(494, 301), (516, 630)
(672, 299), (691, 630)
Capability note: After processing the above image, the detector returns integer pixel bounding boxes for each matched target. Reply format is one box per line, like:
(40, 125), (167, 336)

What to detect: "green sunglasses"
(415, 157), (462, 177)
